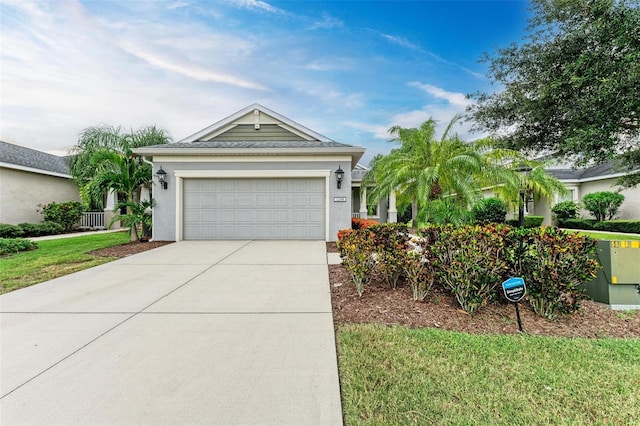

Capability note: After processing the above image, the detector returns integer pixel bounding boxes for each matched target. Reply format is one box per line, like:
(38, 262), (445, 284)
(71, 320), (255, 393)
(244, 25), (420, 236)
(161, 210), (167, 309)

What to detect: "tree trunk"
(128, 193), (139, 242)
(411, 197), (418, 224)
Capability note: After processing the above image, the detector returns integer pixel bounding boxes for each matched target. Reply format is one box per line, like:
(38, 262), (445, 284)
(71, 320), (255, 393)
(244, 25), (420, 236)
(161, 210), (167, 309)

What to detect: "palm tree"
(69, 125), (170, 208)
(109, 199), (155, 242)
(365, 115), (498, 223)
(364, 116), (567, 226)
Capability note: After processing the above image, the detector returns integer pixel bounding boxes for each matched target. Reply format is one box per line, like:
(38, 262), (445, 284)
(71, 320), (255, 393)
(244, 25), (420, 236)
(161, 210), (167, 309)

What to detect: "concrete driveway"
(0, 240), (342, 425)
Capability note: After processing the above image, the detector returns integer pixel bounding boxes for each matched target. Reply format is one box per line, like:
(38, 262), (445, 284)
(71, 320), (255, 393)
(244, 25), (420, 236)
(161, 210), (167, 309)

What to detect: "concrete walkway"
(0, 241), (342, 425)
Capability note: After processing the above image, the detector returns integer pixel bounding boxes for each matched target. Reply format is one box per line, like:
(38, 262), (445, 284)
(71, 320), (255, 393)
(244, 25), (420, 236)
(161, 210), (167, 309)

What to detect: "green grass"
(565, 230), (640, 241)
(0, 232), (130, 294)
(338, 324), (640, 425)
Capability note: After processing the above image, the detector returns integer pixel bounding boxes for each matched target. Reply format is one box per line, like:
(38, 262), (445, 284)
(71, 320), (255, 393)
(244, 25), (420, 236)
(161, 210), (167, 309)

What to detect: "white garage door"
(183, 178), (325, 240)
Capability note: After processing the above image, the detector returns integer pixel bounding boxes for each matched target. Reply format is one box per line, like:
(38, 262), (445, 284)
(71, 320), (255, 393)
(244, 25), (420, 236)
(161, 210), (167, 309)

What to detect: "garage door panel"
(183, 178), (325, 240)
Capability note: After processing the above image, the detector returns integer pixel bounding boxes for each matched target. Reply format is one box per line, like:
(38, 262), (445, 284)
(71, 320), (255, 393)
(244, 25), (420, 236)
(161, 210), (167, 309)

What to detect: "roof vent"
(254, 109), (260, 130)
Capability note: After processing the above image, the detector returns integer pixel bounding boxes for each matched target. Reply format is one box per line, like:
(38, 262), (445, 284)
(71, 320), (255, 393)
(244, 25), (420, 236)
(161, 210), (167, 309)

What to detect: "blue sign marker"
(502, 277), (526, 303)
(502, 277), (526, 332)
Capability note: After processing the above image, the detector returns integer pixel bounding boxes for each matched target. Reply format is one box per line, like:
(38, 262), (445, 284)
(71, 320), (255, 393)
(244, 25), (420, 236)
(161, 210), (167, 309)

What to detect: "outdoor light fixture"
(335, 165), (345, 189)
(156, 167), (168, 190)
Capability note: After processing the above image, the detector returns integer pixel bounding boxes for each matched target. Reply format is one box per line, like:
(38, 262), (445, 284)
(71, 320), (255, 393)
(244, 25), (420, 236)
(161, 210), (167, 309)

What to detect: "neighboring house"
(483, 161), (640, 225)
(544, 162), (640, 223)
(134, 104), (365, 242)
(0, 140), (81, 225)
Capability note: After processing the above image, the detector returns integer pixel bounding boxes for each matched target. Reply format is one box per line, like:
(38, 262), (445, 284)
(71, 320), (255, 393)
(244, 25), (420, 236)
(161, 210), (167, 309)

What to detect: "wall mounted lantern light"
(335, 166), (345, 189)
(156, 167), (168, 190)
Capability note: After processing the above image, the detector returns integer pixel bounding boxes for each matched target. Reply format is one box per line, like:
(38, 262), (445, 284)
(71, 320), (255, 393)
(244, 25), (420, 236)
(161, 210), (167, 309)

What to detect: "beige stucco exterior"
(578, 178), (640, 220)
(0, 167), (80, 224)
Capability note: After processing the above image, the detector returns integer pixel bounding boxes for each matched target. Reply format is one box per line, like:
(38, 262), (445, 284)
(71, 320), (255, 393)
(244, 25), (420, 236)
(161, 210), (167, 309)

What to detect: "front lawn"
(338, 324), (640, 425)
(0, 232), (129, 294)
(566, 230), (640, 241)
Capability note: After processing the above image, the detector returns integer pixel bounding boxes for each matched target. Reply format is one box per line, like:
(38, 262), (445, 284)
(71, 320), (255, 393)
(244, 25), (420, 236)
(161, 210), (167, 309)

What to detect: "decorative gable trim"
(179, 103), (333, 143)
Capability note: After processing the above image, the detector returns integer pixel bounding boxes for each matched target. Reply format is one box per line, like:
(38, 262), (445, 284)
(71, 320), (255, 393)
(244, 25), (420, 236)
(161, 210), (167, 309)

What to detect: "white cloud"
(408, 82), (473, 108)
(229, 0), (285, 14)
(309, 13), (344, 30)
(378, 32), (419, 50)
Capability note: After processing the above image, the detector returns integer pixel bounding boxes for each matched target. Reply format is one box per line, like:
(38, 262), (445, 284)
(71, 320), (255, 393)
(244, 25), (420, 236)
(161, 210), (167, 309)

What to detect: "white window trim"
(173, 169), (331, 241)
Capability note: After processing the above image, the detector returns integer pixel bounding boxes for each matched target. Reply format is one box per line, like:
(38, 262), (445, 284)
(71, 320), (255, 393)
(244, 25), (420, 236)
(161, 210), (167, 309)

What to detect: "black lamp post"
(335, 166), (345, 189)
(515, 164), (532, 228)
(514, 164), (532, 332)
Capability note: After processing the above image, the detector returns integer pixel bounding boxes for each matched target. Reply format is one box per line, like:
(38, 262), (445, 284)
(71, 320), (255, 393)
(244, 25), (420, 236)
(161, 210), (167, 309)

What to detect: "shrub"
(369, 223), (410, 289)
(558, 218), (598, 230)
(402, 250), (435, 302)
(38, 201), (84, 232)
(506, 216), (544, 228)
(17, 222), (65, 237)
(592, 220), (640, 234)
(429, 224), (511, 313)
(351, 217), (379, 230)
(339, 228), (376, 297)
(582, 191), (625, 221)
(0, 238), (37, 255)
(512, 227), (600, 319)
(551, 201), (580, 220)
(472, 197), (507, 225)
(0, 224), (25, 238)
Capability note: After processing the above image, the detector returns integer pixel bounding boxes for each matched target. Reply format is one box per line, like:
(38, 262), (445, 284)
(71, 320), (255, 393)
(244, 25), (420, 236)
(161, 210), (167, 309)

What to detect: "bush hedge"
(338, 223), (601, 319)
(0, 222), (65, 238)
(471, 197), (507, 225)
(0, 224), (25, 238)
(551, 200), (580, 220)
(592, 220), (640, 234)
(506, 216), (544, 228)
(0, 238), (38, 256)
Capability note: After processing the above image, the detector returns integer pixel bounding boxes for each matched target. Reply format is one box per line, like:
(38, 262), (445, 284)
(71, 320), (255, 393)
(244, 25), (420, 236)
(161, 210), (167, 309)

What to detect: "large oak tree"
(469, 0), (640, 187)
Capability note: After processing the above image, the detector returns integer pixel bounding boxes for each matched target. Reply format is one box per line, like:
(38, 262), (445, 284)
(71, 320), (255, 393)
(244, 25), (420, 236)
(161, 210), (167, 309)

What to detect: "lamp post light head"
(156, 167), (168, 190)
(335, 166), (345, 189)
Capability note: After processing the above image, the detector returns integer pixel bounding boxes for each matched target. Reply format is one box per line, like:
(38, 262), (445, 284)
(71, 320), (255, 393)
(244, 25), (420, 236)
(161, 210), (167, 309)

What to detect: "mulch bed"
(89, 241), (173, 258)
(327, 243), (640, 338)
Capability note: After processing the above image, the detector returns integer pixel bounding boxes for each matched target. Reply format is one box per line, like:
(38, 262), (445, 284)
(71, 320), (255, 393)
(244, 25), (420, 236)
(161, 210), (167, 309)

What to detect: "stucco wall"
(150, 158), (353, 241)
(579, 178), (640, 220)
(0, 167), (80, 224)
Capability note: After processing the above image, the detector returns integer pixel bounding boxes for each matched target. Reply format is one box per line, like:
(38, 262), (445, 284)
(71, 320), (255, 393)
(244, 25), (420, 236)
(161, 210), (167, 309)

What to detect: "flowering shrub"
(38, 201), (84, 232)
(369, 223), (409, 289)
(512, 227), (600, 319)
(339, 228), (376, 297)
(402, 251), (435, 301)
(428, 224), (511, 313)
(351, 217), (379, 230)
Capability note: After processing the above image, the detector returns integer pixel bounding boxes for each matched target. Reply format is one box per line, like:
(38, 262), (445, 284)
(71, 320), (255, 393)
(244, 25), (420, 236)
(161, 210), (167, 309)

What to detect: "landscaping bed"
(327, 243), (640, 339)
(89, 240), (172, 258)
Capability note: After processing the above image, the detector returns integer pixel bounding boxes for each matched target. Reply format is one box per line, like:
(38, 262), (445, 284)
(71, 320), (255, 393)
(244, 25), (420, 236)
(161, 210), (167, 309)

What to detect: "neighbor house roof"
(0, 140), (72, 178)
(547, 160), (633, 183)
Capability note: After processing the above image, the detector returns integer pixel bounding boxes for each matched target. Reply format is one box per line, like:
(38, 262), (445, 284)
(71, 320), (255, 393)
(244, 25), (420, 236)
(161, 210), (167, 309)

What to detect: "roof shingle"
(0, 140), (71, 175)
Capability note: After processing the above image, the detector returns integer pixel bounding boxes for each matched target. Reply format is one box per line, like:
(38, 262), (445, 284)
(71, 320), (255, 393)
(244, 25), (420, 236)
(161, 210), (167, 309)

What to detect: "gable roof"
(0, 140), (72, 178)
(547, 160), (636, 183)
(179, 103), (334, 143)
(134, 104), (365, 167)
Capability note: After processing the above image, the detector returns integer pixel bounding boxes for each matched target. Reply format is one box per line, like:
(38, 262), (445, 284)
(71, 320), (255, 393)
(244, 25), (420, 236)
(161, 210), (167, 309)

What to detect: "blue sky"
(0, 0), (531, 164)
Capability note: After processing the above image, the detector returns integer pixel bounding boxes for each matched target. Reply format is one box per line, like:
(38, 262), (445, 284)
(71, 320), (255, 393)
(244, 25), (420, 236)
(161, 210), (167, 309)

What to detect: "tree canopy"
(363, 116), (566, 225)
(69, 125), (170, 208)
(469, 0), (640, 187)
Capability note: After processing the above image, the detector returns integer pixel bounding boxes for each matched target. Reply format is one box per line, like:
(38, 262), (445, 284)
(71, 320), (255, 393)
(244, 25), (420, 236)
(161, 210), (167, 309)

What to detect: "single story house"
(134, 104), (365, 242)
(0, 140), (80, 224)
(540, 162), (640, 224)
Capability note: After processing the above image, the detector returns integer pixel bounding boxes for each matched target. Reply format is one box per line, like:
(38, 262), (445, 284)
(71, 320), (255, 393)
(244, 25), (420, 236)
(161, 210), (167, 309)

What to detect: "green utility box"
(583, 240), (640, 310)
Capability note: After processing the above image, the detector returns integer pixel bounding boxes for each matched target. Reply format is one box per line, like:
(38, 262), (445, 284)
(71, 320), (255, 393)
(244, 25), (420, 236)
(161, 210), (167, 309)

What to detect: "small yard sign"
(502, 277), (526, 332)
(502, 277), (526, 303)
